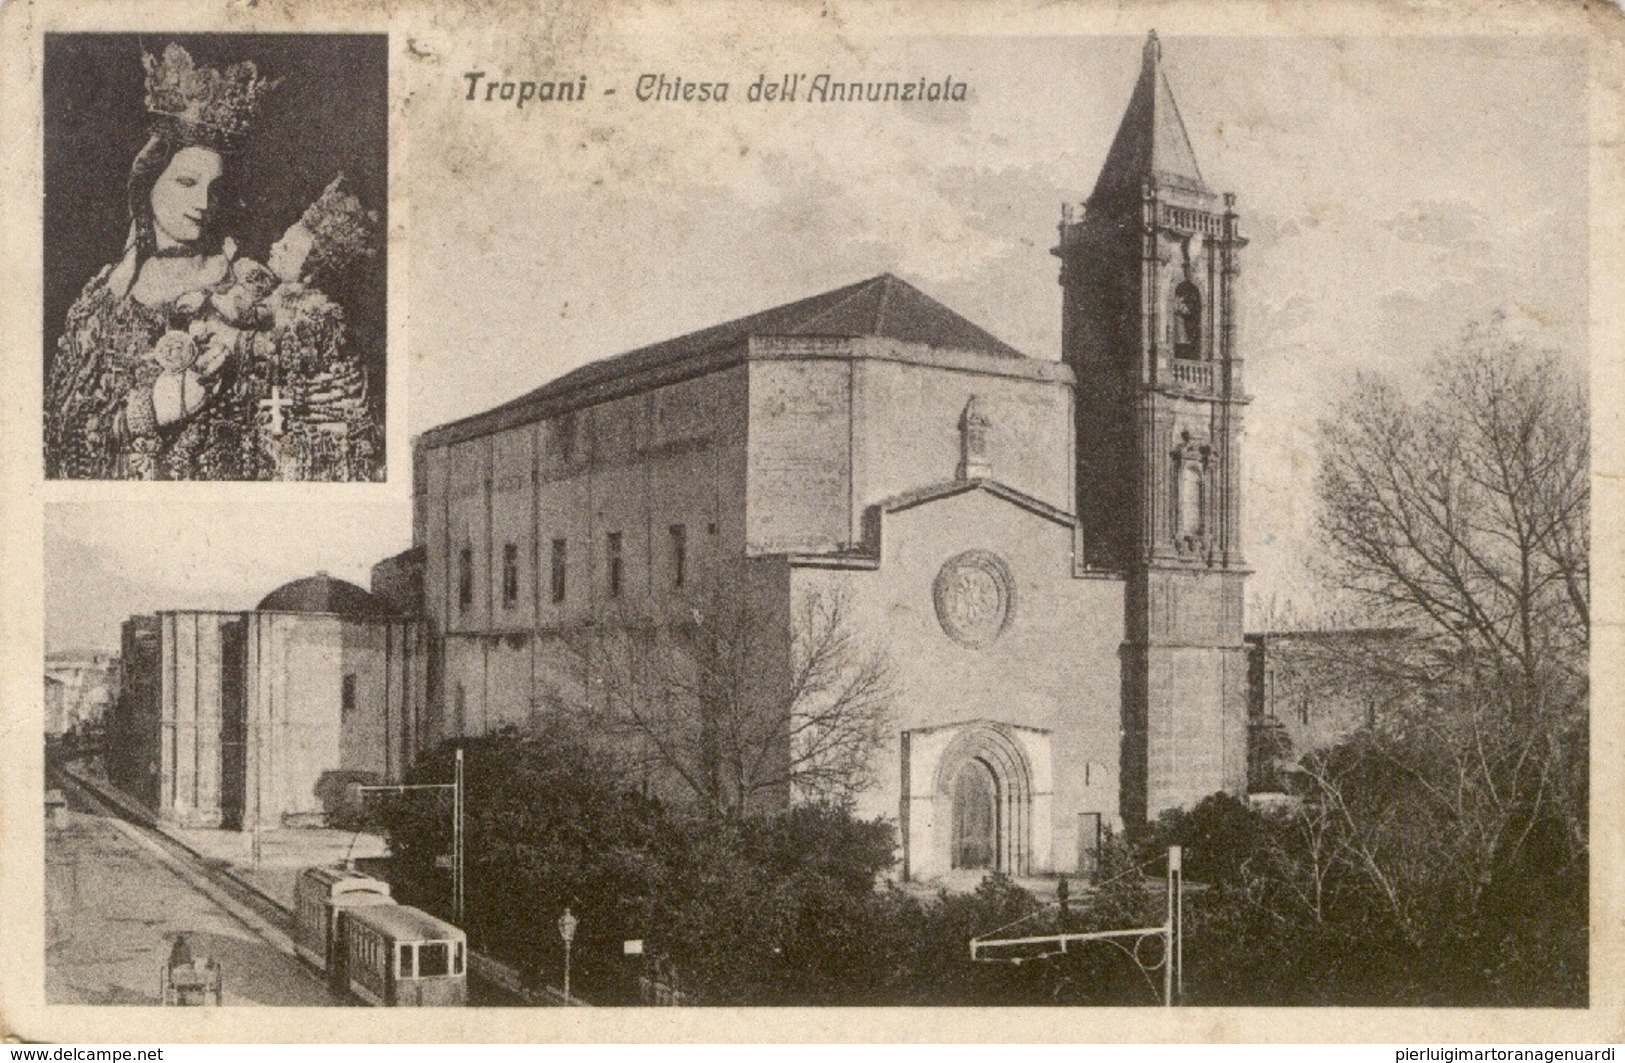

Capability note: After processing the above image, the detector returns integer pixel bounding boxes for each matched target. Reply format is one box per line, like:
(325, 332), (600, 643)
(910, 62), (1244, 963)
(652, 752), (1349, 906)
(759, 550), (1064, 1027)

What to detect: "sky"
(46, 29), (1589, 652)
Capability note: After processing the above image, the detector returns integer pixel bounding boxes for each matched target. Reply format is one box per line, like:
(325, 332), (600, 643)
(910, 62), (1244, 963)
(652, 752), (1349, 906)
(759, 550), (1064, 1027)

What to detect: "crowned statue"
(44, 43), (382, 481)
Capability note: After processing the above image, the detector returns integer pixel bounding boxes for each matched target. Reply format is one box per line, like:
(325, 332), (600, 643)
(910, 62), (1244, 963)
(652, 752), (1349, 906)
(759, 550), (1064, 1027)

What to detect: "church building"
(404, 33), (1250, 879)
(107, 574), (426, 829)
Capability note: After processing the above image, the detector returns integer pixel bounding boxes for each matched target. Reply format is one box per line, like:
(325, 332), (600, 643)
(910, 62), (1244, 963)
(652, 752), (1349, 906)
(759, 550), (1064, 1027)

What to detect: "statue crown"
(143, 43), (277, 149)
(300, 174), (379, 283)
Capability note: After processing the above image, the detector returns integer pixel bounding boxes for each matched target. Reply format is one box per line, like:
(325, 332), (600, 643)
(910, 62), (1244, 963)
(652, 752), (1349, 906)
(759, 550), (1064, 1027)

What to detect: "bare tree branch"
(544, 587), (895, 817)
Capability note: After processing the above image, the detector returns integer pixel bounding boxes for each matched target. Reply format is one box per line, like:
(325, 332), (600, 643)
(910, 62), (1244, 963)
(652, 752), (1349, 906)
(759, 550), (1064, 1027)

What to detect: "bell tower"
(1054, 32), (1250, 825)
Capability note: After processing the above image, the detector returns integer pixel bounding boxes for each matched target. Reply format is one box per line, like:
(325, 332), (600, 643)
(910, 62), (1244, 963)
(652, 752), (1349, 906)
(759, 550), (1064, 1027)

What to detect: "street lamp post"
(558, 907), (578, 1004)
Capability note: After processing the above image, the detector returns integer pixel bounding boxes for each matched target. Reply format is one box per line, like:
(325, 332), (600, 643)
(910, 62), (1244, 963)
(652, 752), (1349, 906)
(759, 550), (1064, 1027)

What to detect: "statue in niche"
(1172, 280), (1202, 361)
(1171, 430), (1211, 558)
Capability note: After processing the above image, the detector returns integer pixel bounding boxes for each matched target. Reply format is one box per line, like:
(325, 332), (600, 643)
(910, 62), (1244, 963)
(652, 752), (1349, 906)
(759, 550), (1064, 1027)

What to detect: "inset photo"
(43, 33), (388, 481)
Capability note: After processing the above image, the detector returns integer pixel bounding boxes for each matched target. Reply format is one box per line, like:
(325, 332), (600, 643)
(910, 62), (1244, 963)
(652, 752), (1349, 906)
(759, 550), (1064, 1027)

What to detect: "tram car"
(293, 866), (393, 986)
(341, 903), (468, 1006)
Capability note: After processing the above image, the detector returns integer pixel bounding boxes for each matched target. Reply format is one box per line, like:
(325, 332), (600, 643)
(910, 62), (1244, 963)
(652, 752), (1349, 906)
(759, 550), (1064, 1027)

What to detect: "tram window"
(419, 941), (450, 977)
(454, 941), (464, 975)
(399, 943), (415, 979)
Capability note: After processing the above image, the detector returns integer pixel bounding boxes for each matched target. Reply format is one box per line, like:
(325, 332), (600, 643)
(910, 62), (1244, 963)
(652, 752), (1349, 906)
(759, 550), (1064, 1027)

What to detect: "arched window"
(1172, 281), (1202, 361)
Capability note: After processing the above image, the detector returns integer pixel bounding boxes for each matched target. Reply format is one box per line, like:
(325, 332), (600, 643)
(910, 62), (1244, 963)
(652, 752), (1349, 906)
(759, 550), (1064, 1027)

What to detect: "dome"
(256, 572), (396, 618)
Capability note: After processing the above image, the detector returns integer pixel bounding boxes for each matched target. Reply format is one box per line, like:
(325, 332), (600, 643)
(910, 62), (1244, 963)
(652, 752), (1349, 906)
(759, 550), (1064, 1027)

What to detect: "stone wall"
(112, 616), (162, 809)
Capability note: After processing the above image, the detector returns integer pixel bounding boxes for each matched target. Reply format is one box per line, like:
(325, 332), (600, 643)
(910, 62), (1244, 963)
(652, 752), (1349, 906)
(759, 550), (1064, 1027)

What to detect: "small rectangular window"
(454, 940), (464, 975)
(419, 941), (450, 977)
(669, 524), (687, 589)
(607, 532), (624, 598)
(501, 542), (519, 606)
(399, 942), (416, 979)
(457, 546), (473, 611)
(341, 674), (356, 717)
(551, 538), (567, 603)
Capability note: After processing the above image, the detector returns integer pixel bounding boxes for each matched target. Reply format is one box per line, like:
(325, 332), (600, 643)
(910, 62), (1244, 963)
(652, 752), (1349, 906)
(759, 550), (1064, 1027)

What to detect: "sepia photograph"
(42, 33), (388, 482)
(4, 0), (1620, 1045)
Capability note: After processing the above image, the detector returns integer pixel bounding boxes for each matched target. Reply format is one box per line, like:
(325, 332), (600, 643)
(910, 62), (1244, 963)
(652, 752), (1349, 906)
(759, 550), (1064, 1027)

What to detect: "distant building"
(44, 675), (67, 738)
(397, 33), (1252, 880)
(1245, 628), (1417, 792)
(43, 651), (120, 735)
(106, 574), (426, 830)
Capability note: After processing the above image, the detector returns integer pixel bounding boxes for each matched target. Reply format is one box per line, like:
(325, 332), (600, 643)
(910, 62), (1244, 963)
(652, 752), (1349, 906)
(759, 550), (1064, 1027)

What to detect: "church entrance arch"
(934, 724), (1034, 876)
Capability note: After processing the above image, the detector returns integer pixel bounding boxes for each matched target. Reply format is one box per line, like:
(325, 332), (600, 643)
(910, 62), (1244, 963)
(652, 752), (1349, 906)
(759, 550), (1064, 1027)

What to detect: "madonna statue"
(44, 43), (381, 481)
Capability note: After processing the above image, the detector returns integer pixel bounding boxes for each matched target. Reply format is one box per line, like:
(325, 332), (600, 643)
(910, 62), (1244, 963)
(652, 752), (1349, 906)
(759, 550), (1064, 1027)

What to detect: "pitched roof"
(256, 573), (397, 618)
(1090, 31), (1209, 202)
(423, 274), (1024, 446)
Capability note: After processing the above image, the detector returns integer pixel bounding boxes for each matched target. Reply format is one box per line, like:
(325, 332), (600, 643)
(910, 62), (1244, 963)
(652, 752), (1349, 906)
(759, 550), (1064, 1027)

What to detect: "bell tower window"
(1172, 280), (1202, 361)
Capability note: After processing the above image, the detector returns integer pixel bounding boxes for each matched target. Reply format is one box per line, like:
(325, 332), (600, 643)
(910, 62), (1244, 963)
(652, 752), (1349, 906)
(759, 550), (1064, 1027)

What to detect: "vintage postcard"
(2, 0), (1622, 1044)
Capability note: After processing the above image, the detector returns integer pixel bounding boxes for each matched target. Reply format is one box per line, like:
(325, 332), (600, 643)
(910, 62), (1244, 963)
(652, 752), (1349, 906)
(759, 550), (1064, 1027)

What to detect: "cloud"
(1378, 199), (1492, 250)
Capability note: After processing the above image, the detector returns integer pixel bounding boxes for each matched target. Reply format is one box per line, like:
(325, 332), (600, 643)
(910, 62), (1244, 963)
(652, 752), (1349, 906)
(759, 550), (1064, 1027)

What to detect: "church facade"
(404, 33), (1250, 878)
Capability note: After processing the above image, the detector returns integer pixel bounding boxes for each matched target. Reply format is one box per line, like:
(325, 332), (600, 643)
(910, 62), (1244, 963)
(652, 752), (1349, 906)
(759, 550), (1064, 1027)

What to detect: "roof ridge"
(1151, 60), (1205, 189)
(873, 273), (896, 335)
(787, 274), (890, 334)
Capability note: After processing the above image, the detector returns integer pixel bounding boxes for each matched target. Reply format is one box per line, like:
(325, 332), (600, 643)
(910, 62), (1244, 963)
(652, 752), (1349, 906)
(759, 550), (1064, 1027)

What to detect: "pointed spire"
(1089, 31), (1208, 203)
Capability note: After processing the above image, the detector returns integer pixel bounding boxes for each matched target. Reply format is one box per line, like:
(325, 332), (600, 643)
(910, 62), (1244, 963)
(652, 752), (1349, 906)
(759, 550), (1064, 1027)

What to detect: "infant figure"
(175, 254), (279, 377)
(251, 174), (380, 479)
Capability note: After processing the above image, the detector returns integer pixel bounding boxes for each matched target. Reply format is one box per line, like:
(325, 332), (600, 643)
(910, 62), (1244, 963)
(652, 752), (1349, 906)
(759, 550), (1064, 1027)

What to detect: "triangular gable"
(877, 477), (1077, 528)
(782, 479), (1084, 573)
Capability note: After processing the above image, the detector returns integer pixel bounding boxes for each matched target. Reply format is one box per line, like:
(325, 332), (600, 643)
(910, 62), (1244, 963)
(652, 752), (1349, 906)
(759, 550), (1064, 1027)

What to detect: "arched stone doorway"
(933, 724), (1035, 876)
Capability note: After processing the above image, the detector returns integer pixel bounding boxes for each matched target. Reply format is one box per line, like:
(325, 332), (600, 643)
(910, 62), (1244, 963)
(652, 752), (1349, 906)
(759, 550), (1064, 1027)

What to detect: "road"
(45, 774), (346, 1006)
(45, 769), (525, 1006)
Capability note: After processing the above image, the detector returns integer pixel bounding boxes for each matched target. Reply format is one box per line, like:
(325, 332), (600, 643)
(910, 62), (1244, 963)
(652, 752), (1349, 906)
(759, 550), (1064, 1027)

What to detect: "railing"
(1168, 359), (1214, 391)
(1161, 204), (1225, 236)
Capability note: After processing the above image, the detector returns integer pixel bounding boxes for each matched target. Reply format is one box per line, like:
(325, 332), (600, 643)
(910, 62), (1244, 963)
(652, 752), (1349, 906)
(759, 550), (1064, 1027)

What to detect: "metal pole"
(563, 939), (572, 1004)
(1174, 843), (1184, 1003)
(1170, 851), (1183, 1007)
(454, 747), (465, 925)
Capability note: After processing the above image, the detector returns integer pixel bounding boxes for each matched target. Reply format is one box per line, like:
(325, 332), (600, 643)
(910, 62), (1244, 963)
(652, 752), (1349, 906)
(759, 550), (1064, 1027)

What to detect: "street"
(45, 777), (346, 1006)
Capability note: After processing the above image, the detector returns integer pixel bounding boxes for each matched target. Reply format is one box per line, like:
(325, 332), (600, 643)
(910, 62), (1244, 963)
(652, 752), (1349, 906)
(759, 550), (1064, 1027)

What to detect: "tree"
(1317, 317), (1588, 713)
(375, 725), (665, 999)
(550, 587), (896, 817)
(1303, 317), (1588, 1001)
